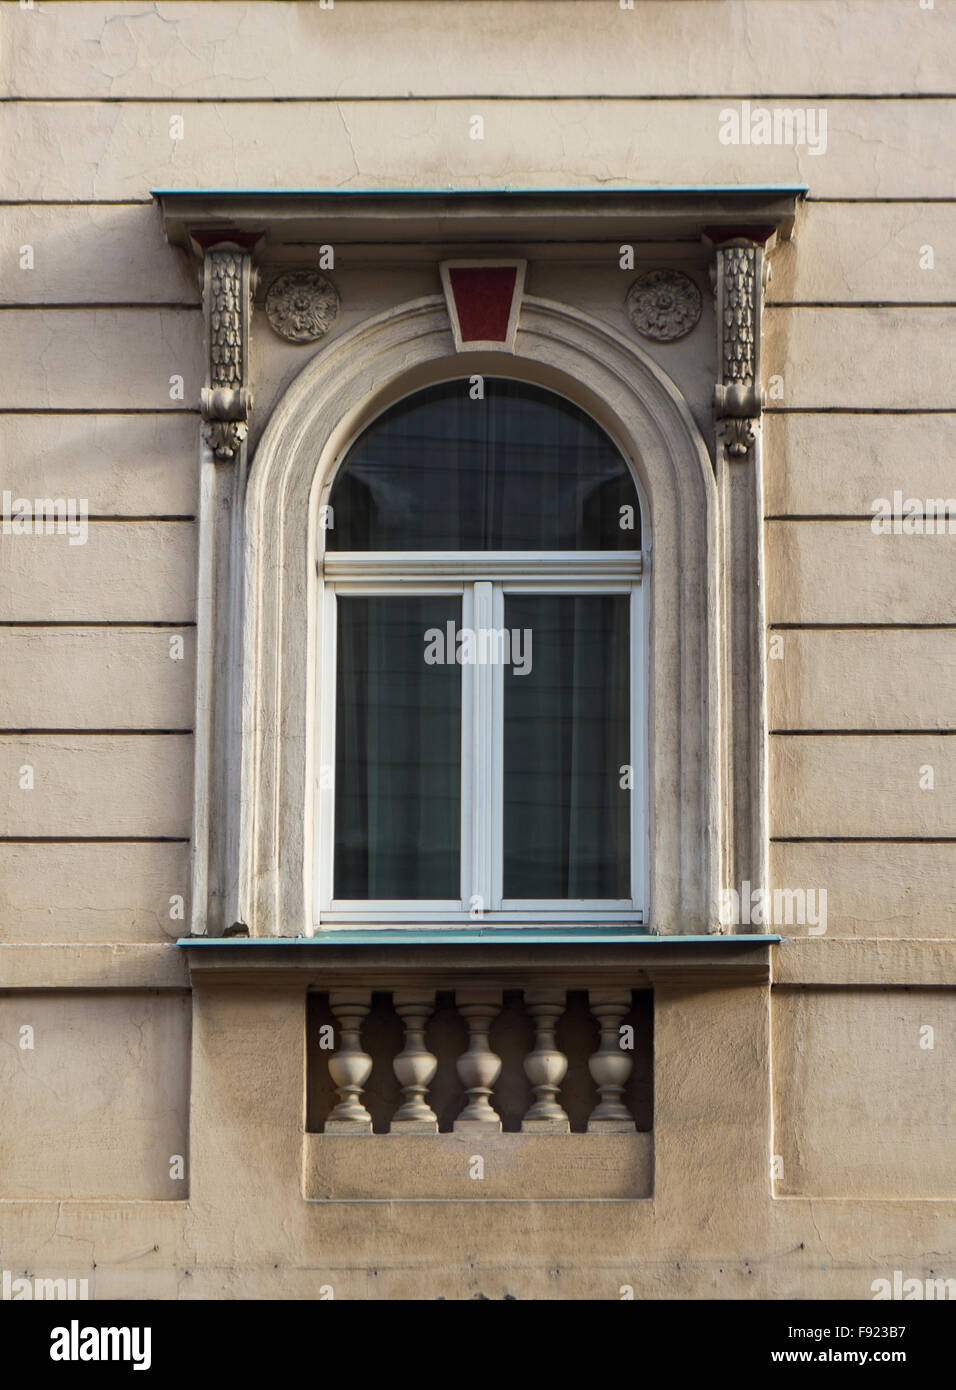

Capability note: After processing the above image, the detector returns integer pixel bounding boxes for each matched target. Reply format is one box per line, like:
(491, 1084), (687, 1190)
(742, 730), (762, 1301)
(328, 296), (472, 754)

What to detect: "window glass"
(503, 594), (630, 899)
(334, 595), (462, 899)
(328, 378), (640, 551)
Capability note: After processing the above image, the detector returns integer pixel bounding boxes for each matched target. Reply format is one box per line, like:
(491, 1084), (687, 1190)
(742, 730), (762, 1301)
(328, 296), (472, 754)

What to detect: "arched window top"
(327, 377), (641, 551)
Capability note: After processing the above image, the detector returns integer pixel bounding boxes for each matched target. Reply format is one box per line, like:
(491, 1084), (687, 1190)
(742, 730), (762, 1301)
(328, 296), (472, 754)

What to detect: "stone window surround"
(156, 188), (804, 941)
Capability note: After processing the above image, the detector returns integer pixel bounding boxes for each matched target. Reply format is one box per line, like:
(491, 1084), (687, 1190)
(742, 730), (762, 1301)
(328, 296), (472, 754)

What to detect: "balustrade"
(319, 985), (646, 1135)
(390, 990), (439, 1133)
(325, 990), (374, 1134)
(586, 991), (636, 1133)
(454, 989), (504, 1132)
(521, 989), (571, 1133)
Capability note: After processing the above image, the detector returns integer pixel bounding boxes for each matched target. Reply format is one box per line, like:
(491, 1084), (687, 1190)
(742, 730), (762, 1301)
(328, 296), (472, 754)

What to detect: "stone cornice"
(154, 185), (804, 256)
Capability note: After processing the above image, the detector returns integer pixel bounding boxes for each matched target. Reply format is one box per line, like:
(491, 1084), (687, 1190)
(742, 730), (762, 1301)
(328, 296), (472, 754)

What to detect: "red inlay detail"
(192, 229), (264, 250)
(449, 266), (518, 342)
(703, 225), (776, 246)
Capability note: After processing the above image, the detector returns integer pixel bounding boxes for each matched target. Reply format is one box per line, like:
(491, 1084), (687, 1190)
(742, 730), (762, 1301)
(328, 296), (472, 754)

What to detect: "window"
(315, 378), (646, 927)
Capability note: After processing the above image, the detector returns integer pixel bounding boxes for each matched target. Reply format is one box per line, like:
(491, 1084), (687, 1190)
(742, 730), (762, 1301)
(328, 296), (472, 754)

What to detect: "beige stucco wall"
(0, 0), (953, 1299)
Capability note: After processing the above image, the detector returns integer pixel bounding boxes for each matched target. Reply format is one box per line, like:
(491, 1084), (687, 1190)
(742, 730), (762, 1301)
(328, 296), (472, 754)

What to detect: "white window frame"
(314, 549), (647, 929)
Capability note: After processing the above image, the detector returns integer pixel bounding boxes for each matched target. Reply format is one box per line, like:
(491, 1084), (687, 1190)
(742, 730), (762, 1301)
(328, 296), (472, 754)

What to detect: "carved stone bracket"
(199, 242), (258, 462)
(709, 234), (768, 462)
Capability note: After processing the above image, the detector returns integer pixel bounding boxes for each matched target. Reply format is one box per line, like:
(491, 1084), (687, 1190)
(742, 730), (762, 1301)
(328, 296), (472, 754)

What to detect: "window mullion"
(470, 580), (494, 916)
(491, 583), (505, 910)
(459, 584), (475, 910)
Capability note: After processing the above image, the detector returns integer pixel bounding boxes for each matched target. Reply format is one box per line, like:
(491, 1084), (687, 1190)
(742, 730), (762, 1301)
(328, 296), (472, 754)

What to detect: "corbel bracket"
(705, 226), (775, 462)
(196, 233), (260, 462)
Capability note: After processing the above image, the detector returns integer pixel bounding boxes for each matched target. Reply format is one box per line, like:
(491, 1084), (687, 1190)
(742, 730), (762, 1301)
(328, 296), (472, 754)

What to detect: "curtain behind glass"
(503, 595), (630, 898)
(334, 596), (461, 899)
(328, 379), (640, 551)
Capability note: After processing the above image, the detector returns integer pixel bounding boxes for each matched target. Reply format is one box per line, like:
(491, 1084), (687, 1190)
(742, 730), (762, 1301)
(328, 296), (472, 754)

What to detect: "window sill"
(177, 932), (778, 988)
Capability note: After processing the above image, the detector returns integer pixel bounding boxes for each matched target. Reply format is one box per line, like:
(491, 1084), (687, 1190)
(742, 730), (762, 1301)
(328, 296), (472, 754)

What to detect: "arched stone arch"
(195, 295), (723, 938)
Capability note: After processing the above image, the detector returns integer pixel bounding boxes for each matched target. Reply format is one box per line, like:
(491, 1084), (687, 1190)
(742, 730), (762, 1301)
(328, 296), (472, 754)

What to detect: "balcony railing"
(308, 986), (651, 1137)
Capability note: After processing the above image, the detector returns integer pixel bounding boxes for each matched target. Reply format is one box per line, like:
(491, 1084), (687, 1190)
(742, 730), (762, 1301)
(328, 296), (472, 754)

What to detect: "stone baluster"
(390, 991), (439, 1133)
(586, 990), (636, 1133)
(453, 989), (503, 1133)
(325, 990), (374, 1134)
(521, 989), (570, 1133)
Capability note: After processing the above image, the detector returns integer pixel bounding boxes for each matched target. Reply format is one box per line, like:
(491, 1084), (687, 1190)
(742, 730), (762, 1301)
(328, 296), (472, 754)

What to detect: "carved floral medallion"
(625, 268), (702, 342)
(265, 270), (340, 343)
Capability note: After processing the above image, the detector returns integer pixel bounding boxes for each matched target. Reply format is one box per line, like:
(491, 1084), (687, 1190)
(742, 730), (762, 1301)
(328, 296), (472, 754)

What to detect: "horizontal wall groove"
(0, 515), (196, 523)
(0, 837), (190, 844)
(0, 199), (153, 207)
(766, 302), (956, 310)
(769, 622), (956, 631)
(771, 836), (956, 844)
(764, 407), (956, 415)
(0, 303), (200, 311)
(0, 621), (197, 629)
(771, 729), (956, 737)
(806, 197), (956, 204)
(764, 515), (956, 523)
(0, 729), (193, 737)
(0, 408), (199, 416)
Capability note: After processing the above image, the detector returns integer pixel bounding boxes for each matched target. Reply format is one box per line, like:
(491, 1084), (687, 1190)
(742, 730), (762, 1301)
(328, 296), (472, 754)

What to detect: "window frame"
(314, 547), (647, 930)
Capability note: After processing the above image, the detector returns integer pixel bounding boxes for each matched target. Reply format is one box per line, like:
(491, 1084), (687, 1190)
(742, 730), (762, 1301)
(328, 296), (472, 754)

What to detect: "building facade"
(0, 0), (953, 1301)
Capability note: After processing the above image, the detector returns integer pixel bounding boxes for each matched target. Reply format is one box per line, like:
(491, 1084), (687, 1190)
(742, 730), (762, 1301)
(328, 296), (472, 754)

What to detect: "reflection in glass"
(334, 596), (461, 899)
(328, 379), (640, 551)
(503, 595), (630, 899)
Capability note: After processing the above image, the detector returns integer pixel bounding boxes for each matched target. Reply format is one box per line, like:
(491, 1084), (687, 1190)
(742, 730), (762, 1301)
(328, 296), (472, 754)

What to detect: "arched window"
(315, 377), (646, 927)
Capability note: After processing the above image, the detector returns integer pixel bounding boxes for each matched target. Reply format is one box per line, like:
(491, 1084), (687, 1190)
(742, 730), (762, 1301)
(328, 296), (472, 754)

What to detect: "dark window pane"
(334, 596), (461, 899)
(503, 595), (630, 899)
(327, 379), (640, 551)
